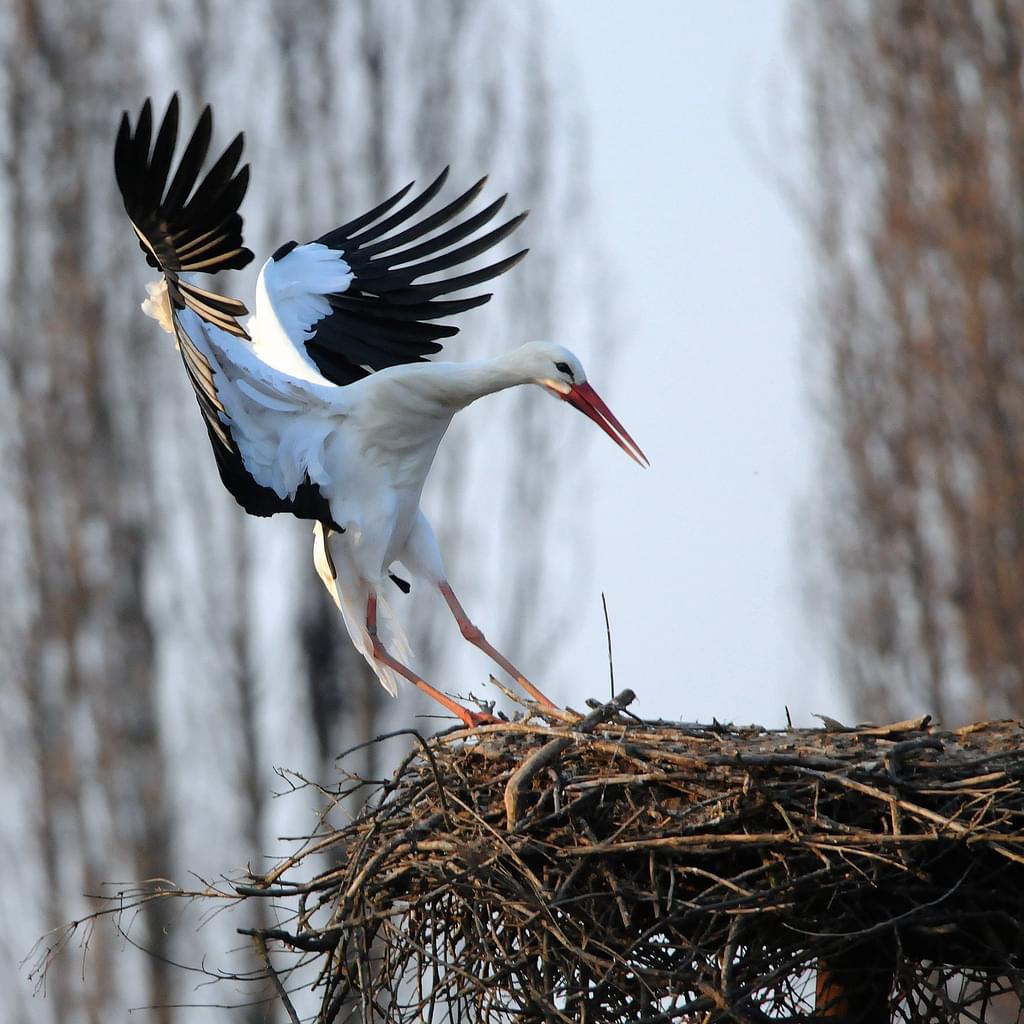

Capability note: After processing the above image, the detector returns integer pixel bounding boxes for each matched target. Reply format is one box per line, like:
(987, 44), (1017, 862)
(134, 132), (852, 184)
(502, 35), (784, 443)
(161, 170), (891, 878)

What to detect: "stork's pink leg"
(438, 582), (558, 709)
(366, 593), (497, 728)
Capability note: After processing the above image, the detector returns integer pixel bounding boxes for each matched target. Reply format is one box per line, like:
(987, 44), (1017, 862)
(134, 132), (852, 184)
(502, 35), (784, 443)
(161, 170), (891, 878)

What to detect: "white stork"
(115, 96), (647, 728)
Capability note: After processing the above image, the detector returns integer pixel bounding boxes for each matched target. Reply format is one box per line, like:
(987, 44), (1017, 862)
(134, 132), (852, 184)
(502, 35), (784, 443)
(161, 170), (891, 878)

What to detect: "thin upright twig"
(602, 591), (615, 701)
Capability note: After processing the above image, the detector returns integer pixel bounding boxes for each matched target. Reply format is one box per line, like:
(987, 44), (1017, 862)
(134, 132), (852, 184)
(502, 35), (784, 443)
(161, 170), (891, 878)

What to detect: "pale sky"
(546, 1), (850, 726)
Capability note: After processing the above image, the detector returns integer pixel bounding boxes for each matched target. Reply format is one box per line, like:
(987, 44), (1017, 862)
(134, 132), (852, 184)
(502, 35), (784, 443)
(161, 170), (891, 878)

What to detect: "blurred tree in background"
(0, 1), (602, 1019)
(801, 0), (1024, 725)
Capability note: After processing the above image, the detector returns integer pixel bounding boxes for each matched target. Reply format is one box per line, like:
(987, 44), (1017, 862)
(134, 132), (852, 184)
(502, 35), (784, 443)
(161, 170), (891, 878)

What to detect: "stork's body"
(117, 96), (647, 726)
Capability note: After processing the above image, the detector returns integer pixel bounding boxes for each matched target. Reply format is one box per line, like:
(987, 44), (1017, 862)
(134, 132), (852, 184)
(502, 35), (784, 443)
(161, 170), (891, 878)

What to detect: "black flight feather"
(115, 94), (253, 337)
(294, 173), (528, 386)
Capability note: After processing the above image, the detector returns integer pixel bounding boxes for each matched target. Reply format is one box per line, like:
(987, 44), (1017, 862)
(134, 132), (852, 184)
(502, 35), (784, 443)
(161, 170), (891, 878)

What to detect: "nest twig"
(228, 692), (1024, 1023)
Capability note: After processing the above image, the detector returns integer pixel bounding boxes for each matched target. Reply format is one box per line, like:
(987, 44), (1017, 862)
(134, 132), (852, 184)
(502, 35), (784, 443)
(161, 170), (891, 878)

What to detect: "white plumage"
(252, 244), (353, 382)
(117, 95), (647, 726)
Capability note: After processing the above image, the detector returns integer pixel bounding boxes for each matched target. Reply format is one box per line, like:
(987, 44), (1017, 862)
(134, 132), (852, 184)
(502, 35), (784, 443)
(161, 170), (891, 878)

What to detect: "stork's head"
(518, 341), (649, 467)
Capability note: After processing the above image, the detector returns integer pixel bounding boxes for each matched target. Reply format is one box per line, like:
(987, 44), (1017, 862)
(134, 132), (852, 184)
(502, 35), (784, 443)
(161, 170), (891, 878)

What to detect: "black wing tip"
(451, 175), (489, 210)
(226, 131), (245, 160)
(502, 247), (530, 276)
(119, 95), (251, 333)
(195, 103), (213, 136)
(503, 210), (529, 232)
(303, 170), (530, 383)
(118, 93), (182, 139)
(495, 199), (529, 222)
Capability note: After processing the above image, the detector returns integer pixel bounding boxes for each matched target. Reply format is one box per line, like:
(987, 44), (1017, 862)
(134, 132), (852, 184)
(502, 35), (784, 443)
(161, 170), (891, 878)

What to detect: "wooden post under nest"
(816, 946), (895, 1024)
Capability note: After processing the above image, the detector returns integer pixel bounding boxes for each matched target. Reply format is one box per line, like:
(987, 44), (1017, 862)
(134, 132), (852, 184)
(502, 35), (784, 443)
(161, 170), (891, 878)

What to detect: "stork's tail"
(312, 523), (410, 697)
(141, 279), (176, 336)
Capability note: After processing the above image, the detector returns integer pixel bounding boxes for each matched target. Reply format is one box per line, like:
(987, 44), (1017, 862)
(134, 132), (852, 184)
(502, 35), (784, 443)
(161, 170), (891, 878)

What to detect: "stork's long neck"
(420, 347), (535, 410)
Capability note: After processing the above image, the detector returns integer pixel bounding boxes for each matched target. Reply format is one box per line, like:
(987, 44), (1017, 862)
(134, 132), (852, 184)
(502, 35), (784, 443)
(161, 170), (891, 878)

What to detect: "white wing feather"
(173, 301), (350, 503)
(249, 243), (354, 384)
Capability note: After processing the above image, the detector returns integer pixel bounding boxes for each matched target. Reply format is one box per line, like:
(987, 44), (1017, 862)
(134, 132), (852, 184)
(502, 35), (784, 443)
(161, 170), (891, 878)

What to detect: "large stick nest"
(227, 692), (1024, 1023)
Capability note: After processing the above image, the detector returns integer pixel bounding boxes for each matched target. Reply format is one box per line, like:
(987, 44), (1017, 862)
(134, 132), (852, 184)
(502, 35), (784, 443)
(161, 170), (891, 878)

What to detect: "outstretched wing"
(252, 169), (529, 386)
(116, 96), (338, 528)
(115, 94), (254, 337)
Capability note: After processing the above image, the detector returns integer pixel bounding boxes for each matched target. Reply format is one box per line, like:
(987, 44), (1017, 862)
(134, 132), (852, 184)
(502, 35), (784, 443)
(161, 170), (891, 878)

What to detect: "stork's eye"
(554, 361), (572, 376)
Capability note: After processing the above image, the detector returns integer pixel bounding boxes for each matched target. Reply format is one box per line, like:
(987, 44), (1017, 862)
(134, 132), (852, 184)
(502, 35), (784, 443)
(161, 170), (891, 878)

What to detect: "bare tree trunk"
(801, 0), (1024, 724)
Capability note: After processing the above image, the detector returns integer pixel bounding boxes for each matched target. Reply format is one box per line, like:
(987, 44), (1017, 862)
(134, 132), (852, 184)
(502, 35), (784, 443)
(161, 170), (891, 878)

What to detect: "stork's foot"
(370, 635), (494, 728)
(463, 708), (501, 728)
(366, 591), (500, 728)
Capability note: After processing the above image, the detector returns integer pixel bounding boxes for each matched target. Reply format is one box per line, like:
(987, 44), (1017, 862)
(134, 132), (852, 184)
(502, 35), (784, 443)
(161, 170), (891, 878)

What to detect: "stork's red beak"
(562, 381), (649, 467)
